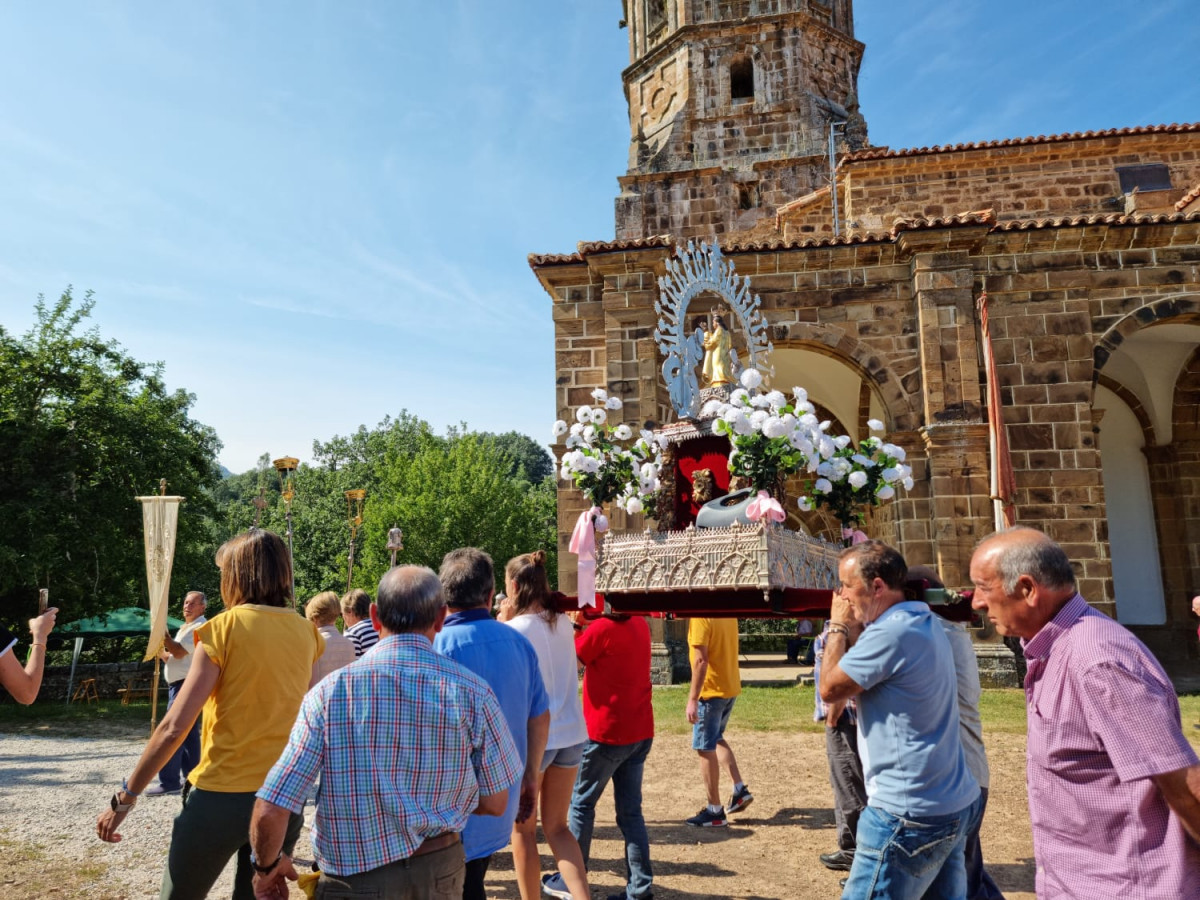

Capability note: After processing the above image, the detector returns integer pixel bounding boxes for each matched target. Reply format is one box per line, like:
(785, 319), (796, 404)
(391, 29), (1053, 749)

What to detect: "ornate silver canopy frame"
(653, 241), (774, 419)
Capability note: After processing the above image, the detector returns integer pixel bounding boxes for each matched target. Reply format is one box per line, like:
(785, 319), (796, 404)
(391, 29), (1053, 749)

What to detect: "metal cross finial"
(252, 488), (268, 527)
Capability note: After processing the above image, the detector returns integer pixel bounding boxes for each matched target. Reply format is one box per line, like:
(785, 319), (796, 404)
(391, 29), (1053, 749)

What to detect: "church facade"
(532, 0), (1200, 671)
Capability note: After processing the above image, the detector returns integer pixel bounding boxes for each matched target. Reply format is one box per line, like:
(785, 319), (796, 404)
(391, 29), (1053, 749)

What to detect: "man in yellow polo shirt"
(685, 616), (752, 827)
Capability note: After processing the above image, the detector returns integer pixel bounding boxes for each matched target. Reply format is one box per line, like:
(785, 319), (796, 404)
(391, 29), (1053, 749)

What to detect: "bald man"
(970, 527), (1200, 898)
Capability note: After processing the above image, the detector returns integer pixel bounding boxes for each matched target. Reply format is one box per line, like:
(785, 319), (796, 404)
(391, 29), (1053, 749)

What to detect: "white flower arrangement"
(709, 370), (914, 530)
(552, 396), (665, 515)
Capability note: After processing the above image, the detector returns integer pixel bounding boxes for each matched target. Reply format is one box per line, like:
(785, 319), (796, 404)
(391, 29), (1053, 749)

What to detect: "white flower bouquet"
(707, 370), (913, 531)
(552, 388), (666, 517)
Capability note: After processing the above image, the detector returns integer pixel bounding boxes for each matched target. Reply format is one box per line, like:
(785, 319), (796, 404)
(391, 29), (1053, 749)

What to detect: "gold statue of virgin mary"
(701, 314), (735, 386)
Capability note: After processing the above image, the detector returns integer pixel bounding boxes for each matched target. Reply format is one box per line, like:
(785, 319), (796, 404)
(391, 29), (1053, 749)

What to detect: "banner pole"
(150, 655), (161, 733)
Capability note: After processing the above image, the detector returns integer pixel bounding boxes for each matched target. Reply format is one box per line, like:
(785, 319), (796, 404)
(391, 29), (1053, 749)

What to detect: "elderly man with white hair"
(971, 527), (1200, 898)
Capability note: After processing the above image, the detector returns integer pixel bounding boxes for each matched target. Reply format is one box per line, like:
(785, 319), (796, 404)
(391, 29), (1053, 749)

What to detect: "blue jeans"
(569, 738), (654, 900)
(962, 788), (1004, 900)
(842, 793), (982, 900)
(156, 680), (202, 790)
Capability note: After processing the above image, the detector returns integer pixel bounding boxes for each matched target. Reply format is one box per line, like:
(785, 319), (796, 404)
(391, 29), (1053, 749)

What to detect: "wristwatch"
(249, 850), (283, 874)
(110, 791), (136, 813)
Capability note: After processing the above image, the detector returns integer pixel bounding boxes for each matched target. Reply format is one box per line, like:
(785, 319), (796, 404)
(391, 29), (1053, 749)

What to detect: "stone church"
(531, 0), (1200, 675)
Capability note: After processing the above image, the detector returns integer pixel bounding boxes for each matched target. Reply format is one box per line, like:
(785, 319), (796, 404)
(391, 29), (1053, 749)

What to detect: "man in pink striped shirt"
(970, 527), (1200, 899)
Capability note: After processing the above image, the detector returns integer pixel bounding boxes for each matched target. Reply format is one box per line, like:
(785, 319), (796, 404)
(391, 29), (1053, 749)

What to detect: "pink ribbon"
(569, 506), (608, 608)
(842, 527), (869, 545)
(746, 490), (785, 524)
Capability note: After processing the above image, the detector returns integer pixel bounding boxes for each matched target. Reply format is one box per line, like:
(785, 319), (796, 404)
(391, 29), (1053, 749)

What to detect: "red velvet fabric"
(673, 434), (732, 526)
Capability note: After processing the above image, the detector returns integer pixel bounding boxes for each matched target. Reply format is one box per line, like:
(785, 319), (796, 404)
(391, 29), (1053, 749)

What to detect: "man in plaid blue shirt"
(249, 566), (522, 899)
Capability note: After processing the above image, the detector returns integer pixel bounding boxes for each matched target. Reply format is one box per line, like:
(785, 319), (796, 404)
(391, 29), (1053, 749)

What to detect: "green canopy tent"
(58, 607), (184, 706)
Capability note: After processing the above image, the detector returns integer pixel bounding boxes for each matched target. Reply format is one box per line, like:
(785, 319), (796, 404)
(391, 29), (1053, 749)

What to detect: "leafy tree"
(356, 430), (558, 594)
(487, 430), (554, 484)
(0, 289), (221, 636)
(211, 415), (557, 606)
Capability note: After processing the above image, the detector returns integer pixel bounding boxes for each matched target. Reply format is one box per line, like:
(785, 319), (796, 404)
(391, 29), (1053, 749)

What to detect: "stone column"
(897, 228), (993, 590)
(920, 423), (993, 589)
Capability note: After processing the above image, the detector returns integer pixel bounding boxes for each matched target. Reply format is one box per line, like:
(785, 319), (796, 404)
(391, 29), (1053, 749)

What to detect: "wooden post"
(150, 656), (161, 733)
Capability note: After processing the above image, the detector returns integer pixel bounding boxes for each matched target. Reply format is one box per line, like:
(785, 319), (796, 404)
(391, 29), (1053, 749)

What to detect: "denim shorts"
(541, 741), (586, 771)
(691, 696), (737, 751)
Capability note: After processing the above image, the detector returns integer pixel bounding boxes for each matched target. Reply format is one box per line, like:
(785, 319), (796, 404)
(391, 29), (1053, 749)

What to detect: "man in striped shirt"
(340, 587), (379, 656)
(971, 527), (1200, 898)
(249, 566), (522, 898)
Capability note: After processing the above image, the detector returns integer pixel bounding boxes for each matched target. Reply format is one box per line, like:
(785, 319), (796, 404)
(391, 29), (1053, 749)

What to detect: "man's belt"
(411, 832), (459, 859)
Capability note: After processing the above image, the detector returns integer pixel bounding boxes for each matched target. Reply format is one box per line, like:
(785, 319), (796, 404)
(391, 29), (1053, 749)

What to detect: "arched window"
(730, 57), (754, 102)
(645, 0), (667, 38)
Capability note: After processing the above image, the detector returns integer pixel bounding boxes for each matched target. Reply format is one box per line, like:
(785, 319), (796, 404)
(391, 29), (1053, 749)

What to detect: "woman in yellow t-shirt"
(95, 529), (324, 899)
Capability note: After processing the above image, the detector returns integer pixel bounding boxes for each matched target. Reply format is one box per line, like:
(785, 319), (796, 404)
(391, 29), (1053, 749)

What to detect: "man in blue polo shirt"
(819, 541), (981, 899)
(436, 547), (550, 900)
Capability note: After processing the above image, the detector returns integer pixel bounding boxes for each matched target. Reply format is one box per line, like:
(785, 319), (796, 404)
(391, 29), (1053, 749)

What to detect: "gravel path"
(0, 733), (313, 899)
(1, 729), (1037, 900)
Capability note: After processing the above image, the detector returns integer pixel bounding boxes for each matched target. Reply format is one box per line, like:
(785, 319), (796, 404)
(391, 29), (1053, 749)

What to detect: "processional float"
(554, 241), (957, 620)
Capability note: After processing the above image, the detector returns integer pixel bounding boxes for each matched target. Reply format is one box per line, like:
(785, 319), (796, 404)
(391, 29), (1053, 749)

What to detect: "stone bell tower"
(616, 0), (868, 241)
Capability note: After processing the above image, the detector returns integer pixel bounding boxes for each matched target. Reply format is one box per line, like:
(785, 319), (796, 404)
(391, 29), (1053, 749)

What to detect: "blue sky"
(1, 1), (1196, 473)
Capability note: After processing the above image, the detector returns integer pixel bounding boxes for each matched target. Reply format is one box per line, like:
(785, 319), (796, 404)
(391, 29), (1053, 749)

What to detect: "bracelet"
(121, 777), (141, 798)
(31, 642), (46, 648)
(250, 850), (283, 874)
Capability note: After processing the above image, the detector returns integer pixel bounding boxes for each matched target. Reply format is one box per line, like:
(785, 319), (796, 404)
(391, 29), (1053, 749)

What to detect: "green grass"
(0, 697), (161, 736)
(652, 684), (1031, 736)
(653, 686), (1200, 748)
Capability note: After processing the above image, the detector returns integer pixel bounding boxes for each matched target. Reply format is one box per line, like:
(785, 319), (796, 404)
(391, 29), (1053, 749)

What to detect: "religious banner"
(136, 492), (184, 663)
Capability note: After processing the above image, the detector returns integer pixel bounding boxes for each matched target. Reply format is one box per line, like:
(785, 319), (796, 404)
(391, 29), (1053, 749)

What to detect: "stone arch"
(1090, 293), (1200, 650)
(1096, 373), (1156, 447)
(1092, 293), (1200, 382)
(771, 325), (920, 431)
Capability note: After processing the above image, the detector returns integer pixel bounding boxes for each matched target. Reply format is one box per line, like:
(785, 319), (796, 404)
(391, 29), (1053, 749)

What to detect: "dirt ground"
(0, 726), (1034, 899)
(481, 729), (1035, 900)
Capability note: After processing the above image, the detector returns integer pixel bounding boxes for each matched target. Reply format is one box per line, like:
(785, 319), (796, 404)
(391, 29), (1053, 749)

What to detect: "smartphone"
(38, 589), (49, 615)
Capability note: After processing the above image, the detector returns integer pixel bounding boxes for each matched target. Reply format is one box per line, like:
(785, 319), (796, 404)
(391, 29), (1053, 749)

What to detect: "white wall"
(1095, 386), (1166, 625)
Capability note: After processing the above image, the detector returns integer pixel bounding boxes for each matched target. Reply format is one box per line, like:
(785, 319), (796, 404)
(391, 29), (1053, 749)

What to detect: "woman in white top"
(499, 550), (590, 900)
(305, 591), (357, 683)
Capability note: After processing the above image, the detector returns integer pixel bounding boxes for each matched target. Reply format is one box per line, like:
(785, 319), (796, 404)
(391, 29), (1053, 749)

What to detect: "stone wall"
(974, 643), (1022, 689)
(36, 661), (160, 704)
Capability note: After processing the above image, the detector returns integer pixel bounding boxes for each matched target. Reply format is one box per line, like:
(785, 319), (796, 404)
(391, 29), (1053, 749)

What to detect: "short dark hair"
(840, 540), (907, 592)
(340, 588), (371, 619)
(440, 548), (494, 610)
(376, 566), (446, 633)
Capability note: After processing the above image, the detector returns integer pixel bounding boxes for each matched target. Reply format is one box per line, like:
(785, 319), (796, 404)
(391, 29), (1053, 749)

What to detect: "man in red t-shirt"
(544, 611), (655, 900)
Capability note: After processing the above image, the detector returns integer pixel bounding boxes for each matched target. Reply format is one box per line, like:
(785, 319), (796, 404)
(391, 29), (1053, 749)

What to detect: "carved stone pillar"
(921, 423), (993, 590)
(897, 229), (992, 589)
(897, 232), (988, 427)
(1143, 443), (1194, 628)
